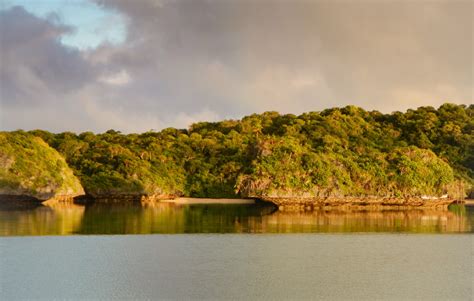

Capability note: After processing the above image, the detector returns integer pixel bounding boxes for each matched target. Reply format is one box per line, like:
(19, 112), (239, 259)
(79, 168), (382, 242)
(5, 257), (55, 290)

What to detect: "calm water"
(1, 203), (473, 300)
(1, 235), (472, 300)
(0, 202), (473, 235)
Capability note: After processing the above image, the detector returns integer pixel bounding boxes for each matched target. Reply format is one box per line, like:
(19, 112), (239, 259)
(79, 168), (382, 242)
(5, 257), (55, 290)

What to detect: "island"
(1, 103), (472, 210)
(0, 132), (84, 204)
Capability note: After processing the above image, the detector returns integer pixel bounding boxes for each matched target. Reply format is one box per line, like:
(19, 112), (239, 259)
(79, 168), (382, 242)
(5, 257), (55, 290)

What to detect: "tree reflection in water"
(0, 202), (472, 235)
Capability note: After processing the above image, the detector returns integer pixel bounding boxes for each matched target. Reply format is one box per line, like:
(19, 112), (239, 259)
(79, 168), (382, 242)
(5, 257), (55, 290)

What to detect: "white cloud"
(98, 69), (131, 85)
(173, 109), (221, 129)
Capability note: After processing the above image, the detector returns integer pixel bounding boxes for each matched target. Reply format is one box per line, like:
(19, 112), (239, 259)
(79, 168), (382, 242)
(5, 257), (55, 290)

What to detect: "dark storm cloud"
(0, 6), (96, 106)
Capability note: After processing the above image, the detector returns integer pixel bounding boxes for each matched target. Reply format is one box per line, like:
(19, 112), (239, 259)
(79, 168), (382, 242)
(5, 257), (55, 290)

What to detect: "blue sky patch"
(2, 0), (127, 49)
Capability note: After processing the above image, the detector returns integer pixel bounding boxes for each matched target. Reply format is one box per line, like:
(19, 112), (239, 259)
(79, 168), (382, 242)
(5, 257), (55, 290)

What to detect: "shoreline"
(259, 196), (456, 211)
(464, 199), (474, 206)
(0, 194), (466, 210)
(160, 197), (256, 205)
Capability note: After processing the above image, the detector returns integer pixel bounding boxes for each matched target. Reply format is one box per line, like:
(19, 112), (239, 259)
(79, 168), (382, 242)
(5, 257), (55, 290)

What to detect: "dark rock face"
(0, 194), (39, 202)
(0, 195), (43, 210)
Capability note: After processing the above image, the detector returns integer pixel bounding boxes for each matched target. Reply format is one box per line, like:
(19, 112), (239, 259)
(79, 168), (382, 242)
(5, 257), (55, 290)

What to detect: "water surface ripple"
(1, 235), (472, 300)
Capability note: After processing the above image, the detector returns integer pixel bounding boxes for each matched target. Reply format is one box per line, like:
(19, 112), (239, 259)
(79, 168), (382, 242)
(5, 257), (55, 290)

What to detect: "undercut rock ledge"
(260, 197), (454, 211)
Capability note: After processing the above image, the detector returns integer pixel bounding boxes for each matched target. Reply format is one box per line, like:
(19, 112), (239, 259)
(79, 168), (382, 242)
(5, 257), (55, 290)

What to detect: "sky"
(0, 0), (472, 133)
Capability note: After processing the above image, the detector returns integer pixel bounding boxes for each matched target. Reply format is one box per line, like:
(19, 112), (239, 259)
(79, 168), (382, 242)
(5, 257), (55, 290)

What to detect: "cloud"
(0, 6), (96, 106)
(93, 0), (473, 114)
(98, 69), (131, 85)
(1, 1), (472, 133)
(173, 109), (221, 129)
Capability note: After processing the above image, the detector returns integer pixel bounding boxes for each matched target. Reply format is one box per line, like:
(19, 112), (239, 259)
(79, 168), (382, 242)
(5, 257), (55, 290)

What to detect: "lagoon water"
(1, 235), (473, 300)
(1, 203), (473, 300)
(1, 202), (473, 235)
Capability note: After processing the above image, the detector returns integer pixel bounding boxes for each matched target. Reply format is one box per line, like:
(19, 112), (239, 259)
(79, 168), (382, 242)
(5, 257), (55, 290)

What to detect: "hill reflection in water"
(1, 202), (472, 235)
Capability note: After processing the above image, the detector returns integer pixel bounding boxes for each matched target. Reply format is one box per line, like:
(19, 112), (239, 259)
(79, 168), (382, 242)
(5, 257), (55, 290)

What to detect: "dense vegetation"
(5, 103), (472, 200)
(0, 131), (84, 200)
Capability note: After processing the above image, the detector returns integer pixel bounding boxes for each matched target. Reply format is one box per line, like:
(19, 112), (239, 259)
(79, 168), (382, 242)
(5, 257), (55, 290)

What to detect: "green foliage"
(386, 147), (454, 196)
(40, 130), (187, 197)
(21, 103), (472, 199)
(0, 131), (83, 199)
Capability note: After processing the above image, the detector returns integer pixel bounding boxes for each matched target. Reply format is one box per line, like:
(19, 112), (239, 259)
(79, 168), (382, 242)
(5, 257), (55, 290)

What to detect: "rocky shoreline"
(0, 193), (459, 211)
(259, 196), (455, 211)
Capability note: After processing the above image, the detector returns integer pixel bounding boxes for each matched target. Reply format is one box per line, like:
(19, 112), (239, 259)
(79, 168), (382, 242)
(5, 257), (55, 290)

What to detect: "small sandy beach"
(464, 199), (474, 206)
(161, 197), (255, 204)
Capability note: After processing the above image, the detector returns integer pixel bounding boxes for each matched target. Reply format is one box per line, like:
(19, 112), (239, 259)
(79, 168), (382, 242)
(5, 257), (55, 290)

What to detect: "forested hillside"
(22, 103), (473, 200)
(0, 132), (84, 200)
